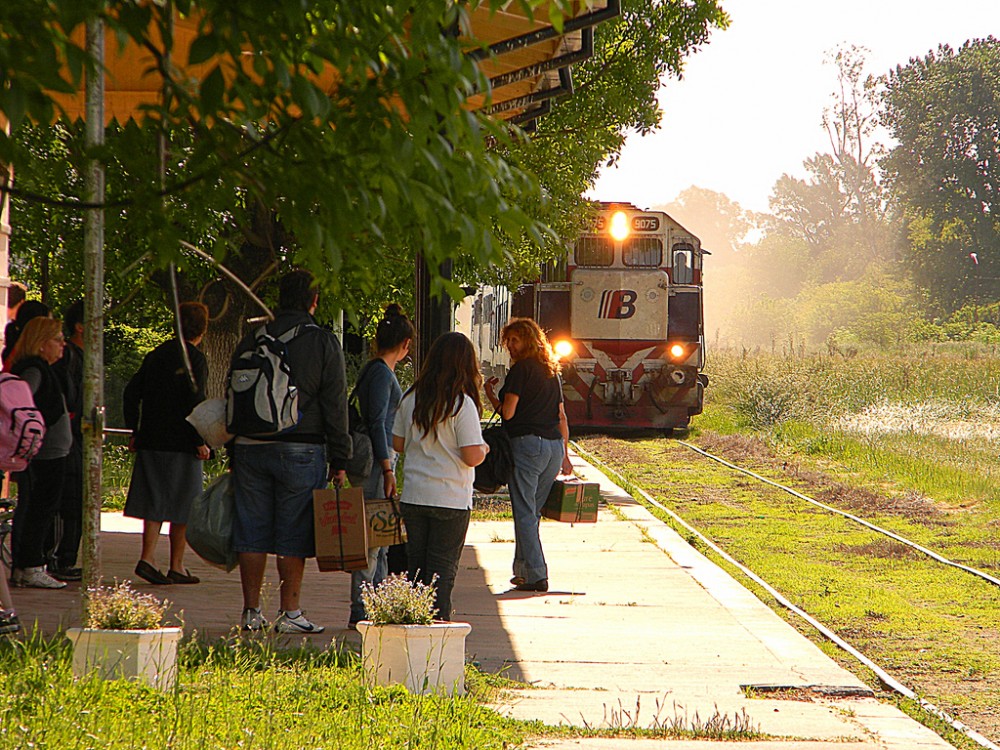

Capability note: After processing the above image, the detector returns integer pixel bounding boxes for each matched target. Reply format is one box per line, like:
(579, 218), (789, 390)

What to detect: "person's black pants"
(400, 503), (470, 622)
(46, 446), (82, 570)
(13, 456), (67, 570)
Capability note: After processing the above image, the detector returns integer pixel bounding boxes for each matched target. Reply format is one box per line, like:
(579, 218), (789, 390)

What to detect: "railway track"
(571, 437), (1000, 750)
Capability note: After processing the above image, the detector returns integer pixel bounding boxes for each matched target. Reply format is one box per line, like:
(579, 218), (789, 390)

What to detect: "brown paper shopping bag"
(313, 486), (369, 571)
(364, 497), (407, 548)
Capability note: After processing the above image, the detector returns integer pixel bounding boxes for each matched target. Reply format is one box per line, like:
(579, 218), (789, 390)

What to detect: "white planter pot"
(65, 627), (183, 690)
(356, 621), (472, 696)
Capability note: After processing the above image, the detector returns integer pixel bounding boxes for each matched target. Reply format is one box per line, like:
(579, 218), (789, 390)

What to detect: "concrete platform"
(6, 453), (956, 749)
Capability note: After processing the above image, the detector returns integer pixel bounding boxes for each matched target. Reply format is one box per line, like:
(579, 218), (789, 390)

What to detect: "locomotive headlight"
(668, 343), (686, 360)
(553, 339), (575, 359)
(609, 211), (630, 241)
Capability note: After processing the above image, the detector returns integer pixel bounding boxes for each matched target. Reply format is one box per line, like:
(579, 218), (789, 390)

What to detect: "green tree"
(767, 45), (899, 284)
(477, 0), (729, 287)
(660, 185), (754, 262)
(5, 0), (729, 302)
(1, 0), (567, 302)
(881, 37), (1000, 311)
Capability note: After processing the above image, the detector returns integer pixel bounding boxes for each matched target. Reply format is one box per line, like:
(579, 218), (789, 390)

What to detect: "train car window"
(623, 237), (662, 267)
(541, 255), (568, 282)
(574, 237), (614, 267)
(672, 243), (694, 284)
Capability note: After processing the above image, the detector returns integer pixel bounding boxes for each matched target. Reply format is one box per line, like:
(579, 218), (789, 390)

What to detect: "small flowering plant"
(360, 573), (438, 625)
(84, 580), (170, 630)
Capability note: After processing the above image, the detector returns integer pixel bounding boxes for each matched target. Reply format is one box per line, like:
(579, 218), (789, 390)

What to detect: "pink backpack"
(0, 373), (46, 472)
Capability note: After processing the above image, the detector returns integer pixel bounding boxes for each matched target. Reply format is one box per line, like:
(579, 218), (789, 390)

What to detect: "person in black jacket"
(230, 269), (351, 635)
(123, 302), (210, 586)
(7, 317), (71, 589)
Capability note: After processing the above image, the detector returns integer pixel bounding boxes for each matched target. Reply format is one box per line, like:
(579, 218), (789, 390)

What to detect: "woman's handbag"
(345, 362), (375, 486)
(474, 417), (513, 494)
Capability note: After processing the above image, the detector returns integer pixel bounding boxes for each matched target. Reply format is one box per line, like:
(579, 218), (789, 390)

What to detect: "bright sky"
(589, 0), (1000, 214)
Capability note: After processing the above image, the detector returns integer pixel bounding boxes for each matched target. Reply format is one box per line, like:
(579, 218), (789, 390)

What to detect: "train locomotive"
(462, 202), (708, 431)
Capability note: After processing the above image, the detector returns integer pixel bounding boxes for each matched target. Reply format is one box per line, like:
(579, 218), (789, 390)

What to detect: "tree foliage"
(660, 185), (754, 261)
(767, 45), (899, 284)
(1, 0), (570, 305)
(881, 37), (1000, 311)
(3, 0), (730, 306)
(472, 0), (729, 287)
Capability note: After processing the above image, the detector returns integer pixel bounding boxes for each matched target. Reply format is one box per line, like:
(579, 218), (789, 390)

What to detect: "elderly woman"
(6, 316), (71, 589)
(124, 302), (211, 586)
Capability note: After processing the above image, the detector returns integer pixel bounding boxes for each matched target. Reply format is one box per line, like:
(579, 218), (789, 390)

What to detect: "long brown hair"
(409, 332), (482, 438)
(6, 317), (61, 370)
(501, 318), (560, 377)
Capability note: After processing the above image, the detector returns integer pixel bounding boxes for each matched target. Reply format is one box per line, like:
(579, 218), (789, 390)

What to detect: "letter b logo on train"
(598, 289), (637, 320)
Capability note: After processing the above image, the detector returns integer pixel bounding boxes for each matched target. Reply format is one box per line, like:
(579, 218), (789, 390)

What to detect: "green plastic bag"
(186, 472), (238, 572)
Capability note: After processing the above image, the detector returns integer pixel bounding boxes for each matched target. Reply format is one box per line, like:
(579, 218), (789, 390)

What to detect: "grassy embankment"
(577, 343), (1000, 745)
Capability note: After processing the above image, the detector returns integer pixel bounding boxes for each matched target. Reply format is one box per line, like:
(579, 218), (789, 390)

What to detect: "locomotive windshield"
(623, 237), (662, 267)
(575, 236), (614, 267)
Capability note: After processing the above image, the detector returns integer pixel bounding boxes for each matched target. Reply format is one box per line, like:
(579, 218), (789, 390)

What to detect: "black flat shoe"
(134, 560), (172, 585)
(167, 569), (200, 584)
(514, 578), (548, 592)
(510, 576), (526, 586)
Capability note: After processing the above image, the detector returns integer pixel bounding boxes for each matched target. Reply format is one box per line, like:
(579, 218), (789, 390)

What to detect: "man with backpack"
(228, 269), (351, 634)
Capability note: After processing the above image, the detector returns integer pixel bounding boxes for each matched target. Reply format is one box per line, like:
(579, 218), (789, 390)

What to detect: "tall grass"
(701, 347), (1000, 508)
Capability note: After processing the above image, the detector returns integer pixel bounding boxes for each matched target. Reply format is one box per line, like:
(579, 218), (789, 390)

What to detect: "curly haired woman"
(485, 318), (572, 593)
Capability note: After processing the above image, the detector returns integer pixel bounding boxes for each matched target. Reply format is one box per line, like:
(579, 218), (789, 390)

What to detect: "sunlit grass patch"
(833, 400), (1000, 442)
(0, 632), (528, 750)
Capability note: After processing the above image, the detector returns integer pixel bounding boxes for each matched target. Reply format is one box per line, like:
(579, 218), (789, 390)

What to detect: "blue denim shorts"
(232, 442), (327, 557)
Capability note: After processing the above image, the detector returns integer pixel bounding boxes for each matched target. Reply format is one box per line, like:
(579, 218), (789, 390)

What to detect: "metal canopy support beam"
(488, 27), (593, 92)
(415, 1), (620, 359)
(510, 99), (551, 128)
(467, 0), (619, 62)
(487, 66), (573, 117)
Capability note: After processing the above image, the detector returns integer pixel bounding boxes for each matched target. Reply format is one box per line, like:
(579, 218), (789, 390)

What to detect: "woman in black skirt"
(124, 302), (210, 585)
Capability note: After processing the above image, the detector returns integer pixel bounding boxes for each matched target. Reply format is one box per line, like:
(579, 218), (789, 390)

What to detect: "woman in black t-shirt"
(485, 318), (572, 592)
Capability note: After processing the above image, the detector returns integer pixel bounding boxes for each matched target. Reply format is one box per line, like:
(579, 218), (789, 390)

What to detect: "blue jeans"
(509, 434), (564, 583)
(232, 442), (327, 557)
(349, 455), (395, 623)
(401, 503), (470, 621)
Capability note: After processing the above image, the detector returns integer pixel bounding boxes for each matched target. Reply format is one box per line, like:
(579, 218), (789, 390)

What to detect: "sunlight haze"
(589, 0), (1000, 213)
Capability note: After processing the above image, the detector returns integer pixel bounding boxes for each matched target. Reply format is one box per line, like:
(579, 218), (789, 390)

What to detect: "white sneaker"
(274, 611), (325, 634)
(15, 566), (67, 589)
(240, 608), (268, 632)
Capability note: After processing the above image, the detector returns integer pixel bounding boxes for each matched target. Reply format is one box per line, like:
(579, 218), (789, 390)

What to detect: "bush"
(360, 574), (437, 625)
(85, 580), (170, 630)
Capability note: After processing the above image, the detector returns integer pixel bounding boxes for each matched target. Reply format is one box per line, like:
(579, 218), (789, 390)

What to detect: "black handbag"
(345, 362), (375, 486)
(474, 419), (513, 494)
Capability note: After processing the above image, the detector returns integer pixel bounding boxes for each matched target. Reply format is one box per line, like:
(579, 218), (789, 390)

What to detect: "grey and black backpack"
(225, 324), (313, 437)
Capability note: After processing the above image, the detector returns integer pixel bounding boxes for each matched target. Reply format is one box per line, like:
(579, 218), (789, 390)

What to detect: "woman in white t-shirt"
(392, 332), (488, 621)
